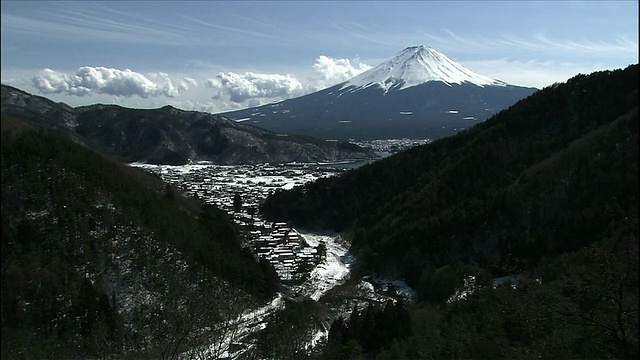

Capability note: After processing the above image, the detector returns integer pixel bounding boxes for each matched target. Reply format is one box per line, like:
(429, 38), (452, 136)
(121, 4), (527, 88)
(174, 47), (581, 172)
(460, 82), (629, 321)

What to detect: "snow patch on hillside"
(296, 232), (354, 301)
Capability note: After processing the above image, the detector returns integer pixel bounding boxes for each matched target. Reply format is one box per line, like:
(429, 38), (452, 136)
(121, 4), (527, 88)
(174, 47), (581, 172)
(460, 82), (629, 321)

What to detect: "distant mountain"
(1, 114), (279, 358)
(0, 85), (375, 165)
(220, 46), (538, 140)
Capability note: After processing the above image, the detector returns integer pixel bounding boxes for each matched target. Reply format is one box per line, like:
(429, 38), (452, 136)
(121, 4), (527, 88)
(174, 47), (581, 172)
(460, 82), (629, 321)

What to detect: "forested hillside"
(262, 65), (638, 358)
(1, 115), (279, 358)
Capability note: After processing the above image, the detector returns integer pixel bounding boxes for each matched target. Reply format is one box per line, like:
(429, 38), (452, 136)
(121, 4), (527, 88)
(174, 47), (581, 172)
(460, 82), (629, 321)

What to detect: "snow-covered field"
(295, 231), (354, 301)
(364, 275), (418, 301)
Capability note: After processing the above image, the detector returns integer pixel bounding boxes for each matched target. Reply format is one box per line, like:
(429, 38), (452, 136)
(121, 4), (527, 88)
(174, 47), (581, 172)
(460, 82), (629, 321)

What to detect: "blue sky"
(1, 1), (638, 113)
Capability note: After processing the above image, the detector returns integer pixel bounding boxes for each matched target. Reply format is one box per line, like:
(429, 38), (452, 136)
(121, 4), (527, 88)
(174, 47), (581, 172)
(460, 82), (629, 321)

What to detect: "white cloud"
(312, 55), (372, 88)
(181, 77), (198, 89)
(203, 56), (373, 107)
(31, 66), (184, 98)
(207, 71), (303, 103)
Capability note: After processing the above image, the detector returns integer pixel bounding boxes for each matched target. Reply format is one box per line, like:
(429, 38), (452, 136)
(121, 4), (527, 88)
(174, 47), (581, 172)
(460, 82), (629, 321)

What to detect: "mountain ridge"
(0, 84), (376, 165)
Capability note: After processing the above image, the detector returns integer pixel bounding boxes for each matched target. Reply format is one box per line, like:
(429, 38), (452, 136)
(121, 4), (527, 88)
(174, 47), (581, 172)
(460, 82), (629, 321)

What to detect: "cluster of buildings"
(353, 138), (430, 154)
(251, 223), (322, 284)
(132, 139), (426, 285)
(132, 162), (338, 284)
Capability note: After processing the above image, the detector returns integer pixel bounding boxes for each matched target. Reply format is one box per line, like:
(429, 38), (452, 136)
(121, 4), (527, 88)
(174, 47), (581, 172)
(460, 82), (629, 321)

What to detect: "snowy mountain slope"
(220, 46), (538, 140)
(344, 45), (507, 92)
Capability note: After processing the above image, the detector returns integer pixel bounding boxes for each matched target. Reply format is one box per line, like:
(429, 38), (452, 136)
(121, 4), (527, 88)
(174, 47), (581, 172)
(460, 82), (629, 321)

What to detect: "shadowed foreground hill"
(1, 115), (279, 358)
(262, 64), (638, 276)
(261, 65), (638, 358)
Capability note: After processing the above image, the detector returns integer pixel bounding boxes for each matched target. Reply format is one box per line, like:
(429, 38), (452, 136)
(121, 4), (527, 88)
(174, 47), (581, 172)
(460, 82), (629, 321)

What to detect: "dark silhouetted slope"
(263, 63), (638, 360)
(1, 115), (279, 358)
(261, 64), (638, 279)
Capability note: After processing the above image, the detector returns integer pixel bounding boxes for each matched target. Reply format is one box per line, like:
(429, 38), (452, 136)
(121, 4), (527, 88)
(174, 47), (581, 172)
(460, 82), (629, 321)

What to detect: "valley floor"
(131, 156), (419, 355)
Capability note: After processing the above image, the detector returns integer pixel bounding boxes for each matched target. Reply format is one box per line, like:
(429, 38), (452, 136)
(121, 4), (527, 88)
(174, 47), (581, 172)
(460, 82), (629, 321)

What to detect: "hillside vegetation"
(261, 65), (638, 358)
(1, 115), (279, 358)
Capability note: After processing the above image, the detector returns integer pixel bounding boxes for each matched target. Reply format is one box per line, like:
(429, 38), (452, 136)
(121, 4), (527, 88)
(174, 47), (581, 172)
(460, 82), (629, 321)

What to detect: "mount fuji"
(220, 46), (538, 140)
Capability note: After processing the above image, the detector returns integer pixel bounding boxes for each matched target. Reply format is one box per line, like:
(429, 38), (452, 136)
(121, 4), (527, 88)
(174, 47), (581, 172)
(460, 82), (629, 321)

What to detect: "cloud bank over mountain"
(27, 55), (373, 111)
(207, 72), (304, 104)
(312, 56), (372, 88)
(31, 67), (194, 98)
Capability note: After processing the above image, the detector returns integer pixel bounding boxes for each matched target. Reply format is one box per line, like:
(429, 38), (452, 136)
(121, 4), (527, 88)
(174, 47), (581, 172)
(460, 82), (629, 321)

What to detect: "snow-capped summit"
(345, 45), (506, 91)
